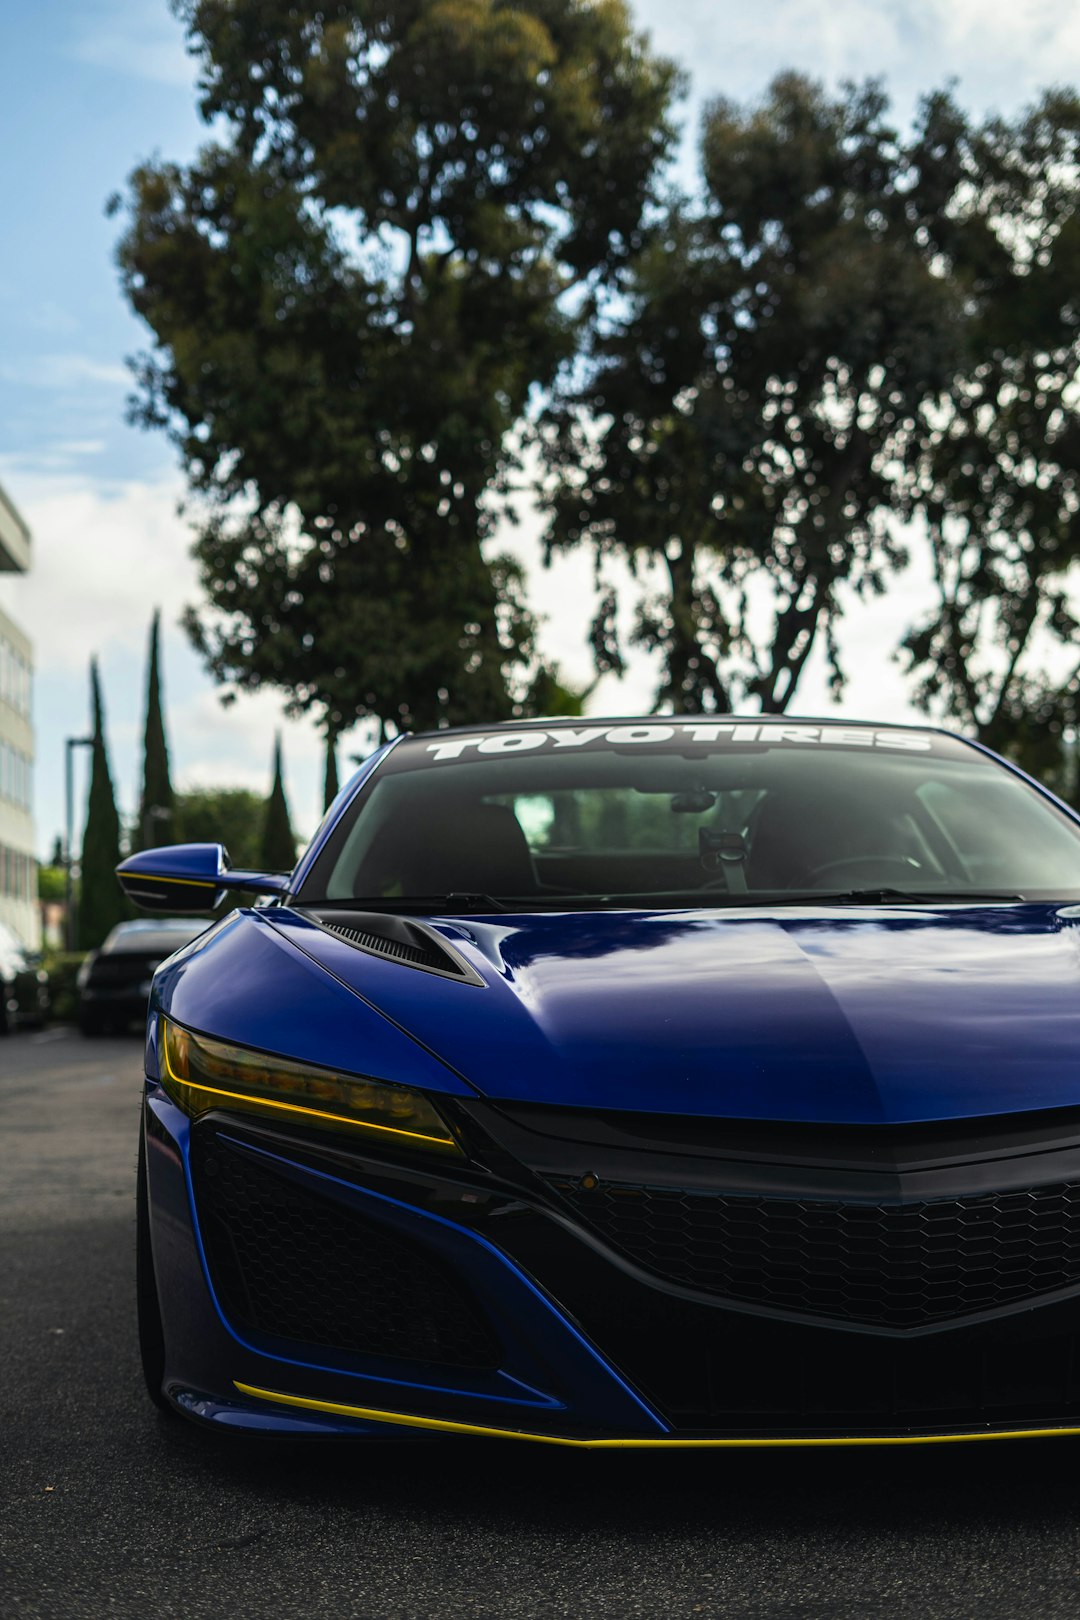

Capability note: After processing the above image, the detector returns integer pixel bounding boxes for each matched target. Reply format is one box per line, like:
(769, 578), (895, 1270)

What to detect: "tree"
(898, 91), (1080, 788)
(173, 787), (267, 871)
(539, 75), (963, 714)
(79, 660), (128, 949)
(38, 863), (66, 905)
(115, 0), (680, 737)
(135, 609), (175, 850)
(523, 662), (596, 717)
(260, 736), (296, 871)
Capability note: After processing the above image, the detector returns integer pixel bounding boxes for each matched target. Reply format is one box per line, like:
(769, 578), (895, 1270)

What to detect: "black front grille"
(492, 1200), (1080, 1430)
(548, 1177), (1080, 1329)
(193, 1135), (500, 1369)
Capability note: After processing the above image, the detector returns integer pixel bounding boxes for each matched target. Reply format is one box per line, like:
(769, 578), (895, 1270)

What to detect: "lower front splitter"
(233, 1381), (1080, 1448)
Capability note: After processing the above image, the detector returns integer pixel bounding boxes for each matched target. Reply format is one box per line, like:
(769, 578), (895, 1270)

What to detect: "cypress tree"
(136, 609), (175, 850)
(259, 735), (297, 871)
(78, 659), (127, 949)
(323, 729), (339, 811)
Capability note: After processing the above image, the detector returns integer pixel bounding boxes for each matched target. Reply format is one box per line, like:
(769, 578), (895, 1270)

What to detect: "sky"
(2, 0), (1080, 858)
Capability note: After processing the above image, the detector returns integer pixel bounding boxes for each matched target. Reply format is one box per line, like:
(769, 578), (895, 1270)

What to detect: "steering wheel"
(799, 856), (925, 889)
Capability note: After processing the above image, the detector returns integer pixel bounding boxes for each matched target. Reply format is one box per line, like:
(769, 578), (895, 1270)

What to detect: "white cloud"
(0, 471), (194, 668)
(0, 353), (129, 393)
(0, 442), (108, 479)
(54, 440), (107, 459)
(633, 0), (1080, 124)
(20, 301), (81, 339)
(70, 0), (196, 90)
(169, 683), (333, 840)
(1, 440), (107, 471)
(0, 471), (339, 845)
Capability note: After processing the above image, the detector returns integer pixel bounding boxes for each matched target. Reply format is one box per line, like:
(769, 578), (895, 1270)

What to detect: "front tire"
(136, 1125), (171, 1413)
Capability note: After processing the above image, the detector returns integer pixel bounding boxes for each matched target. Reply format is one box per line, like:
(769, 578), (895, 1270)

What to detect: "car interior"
(316, 747), (1080, 903)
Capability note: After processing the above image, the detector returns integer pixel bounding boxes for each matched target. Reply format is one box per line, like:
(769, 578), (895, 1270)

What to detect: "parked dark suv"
(77, 918), (207, 1036)
(0, 921), (49, 1032)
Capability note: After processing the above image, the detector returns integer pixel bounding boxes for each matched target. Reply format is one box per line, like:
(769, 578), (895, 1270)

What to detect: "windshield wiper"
(300, 892), (510, 914)
(780, 887), (1024, 906)
(298, 887), (1025, 914)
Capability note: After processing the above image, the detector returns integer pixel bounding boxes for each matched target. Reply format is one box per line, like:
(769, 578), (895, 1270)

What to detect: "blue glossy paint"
(259, 901), (1080, 1125)
(152, 909), (475, 1096)
(118, 842), (289, 897)
(171, 1392), (417, 1437)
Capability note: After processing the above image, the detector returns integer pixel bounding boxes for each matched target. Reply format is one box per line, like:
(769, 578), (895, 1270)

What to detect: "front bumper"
(143, 1087), (662, 1439)
(143, 1083), (1080, 1444)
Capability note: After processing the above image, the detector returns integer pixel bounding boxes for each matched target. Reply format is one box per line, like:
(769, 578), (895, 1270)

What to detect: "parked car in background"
(77, 918), (207, 1036)
(0, 920), (48, 1032)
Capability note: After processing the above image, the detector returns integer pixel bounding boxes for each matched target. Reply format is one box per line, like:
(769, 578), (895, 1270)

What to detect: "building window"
(0, 636), (32, 717)
(0, 843), (33, 899)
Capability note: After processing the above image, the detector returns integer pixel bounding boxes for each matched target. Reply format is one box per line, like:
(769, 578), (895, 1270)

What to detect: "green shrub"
(43, 951), (88, 1024)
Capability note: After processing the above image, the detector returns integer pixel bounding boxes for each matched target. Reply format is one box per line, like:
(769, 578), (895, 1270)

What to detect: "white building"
(0, 481), (37, 947)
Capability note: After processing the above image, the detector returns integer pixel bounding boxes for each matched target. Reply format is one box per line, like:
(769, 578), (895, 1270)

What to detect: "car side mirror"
(115, 843), (291, 914)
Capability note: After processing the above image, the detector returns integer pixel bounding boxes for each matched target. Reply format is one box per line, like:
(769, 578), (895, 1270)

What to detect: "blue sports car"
(120, 716), (1080, 1448)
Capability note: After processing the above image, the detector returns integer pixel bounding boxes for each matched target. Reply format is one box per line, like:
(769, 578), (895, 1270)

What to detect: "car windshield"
(298, 722), (1080, 908)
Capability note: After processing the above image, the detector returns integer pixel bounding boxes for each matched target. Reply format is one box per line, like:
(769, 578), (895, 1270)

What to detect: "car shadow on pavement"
(163, 1406), (1077, 1534)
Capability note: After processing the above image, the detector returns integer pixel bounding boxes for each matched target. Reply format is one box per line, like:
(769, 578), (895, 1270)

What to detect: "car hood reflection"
(268, 902), (1080, 1125)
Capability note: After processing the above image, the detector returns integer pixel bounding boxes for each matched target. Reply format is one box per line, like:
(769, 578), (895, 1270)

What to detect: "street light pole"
(65, 735), (93, 953)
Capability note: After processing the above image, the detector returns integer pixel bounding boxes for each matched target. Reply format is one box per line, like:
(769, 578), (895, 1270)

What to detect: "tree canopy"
(116, 0), (680, 739)
(897, 92), (1080, 786)
(173, 786), (267, 870)
(117, 26), (1080, 780)
(539, 77), (966, 713)
(539, 76), (1080, 756)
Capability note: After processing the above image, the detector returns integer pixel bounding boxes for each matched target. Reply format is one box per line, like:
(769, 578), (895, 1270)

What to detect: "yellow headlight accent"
(160, 1019), (463, 1156)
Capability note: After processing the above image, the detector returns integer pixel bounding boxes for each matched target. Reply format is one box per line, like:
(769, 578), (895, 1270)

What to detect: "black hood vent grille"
(326, 923), (446, 970)
(310, 910), (484, 984)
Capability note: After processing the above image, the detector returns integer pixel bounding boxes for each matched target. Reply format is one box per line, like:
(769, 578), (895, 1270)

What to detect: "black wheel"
(136, 1125), (171, 1413)
(79, 1006), (104, 1037)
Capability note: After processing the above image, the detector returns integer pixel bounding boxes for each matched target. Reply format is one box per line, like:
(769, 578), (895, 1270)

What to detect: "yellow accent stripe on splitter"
(233, 1384), (1080, 1448)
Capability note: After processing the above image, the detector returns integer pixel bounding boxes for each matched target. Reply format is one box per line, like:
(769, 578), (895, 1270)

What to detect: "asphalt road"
(6, 1031), (1080, 1620)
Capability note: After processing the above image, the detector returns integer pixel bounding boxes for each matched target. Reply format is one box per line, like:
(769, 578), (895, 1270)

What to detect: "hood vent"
(310, 910), (485, 986)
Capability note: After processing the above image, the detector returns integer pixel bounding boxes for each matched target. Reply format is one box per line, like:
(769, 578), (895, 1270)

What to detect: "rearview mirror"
(115, 843), (291, 914)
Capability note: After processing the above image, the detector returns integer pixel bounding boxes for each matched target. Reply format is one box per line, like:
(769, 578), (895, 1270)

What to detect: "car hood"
(266, 902), (1080, 1126)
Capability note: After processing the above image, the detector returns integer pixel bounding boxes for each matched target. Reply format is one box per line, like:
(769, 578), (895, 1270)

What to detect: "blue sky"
(3, 0), (1080, 858)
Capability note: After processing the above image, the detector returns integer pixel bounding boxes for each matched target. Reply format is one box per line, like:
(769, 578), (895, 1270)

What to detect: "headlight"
(159, 1018), (463, 1157)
